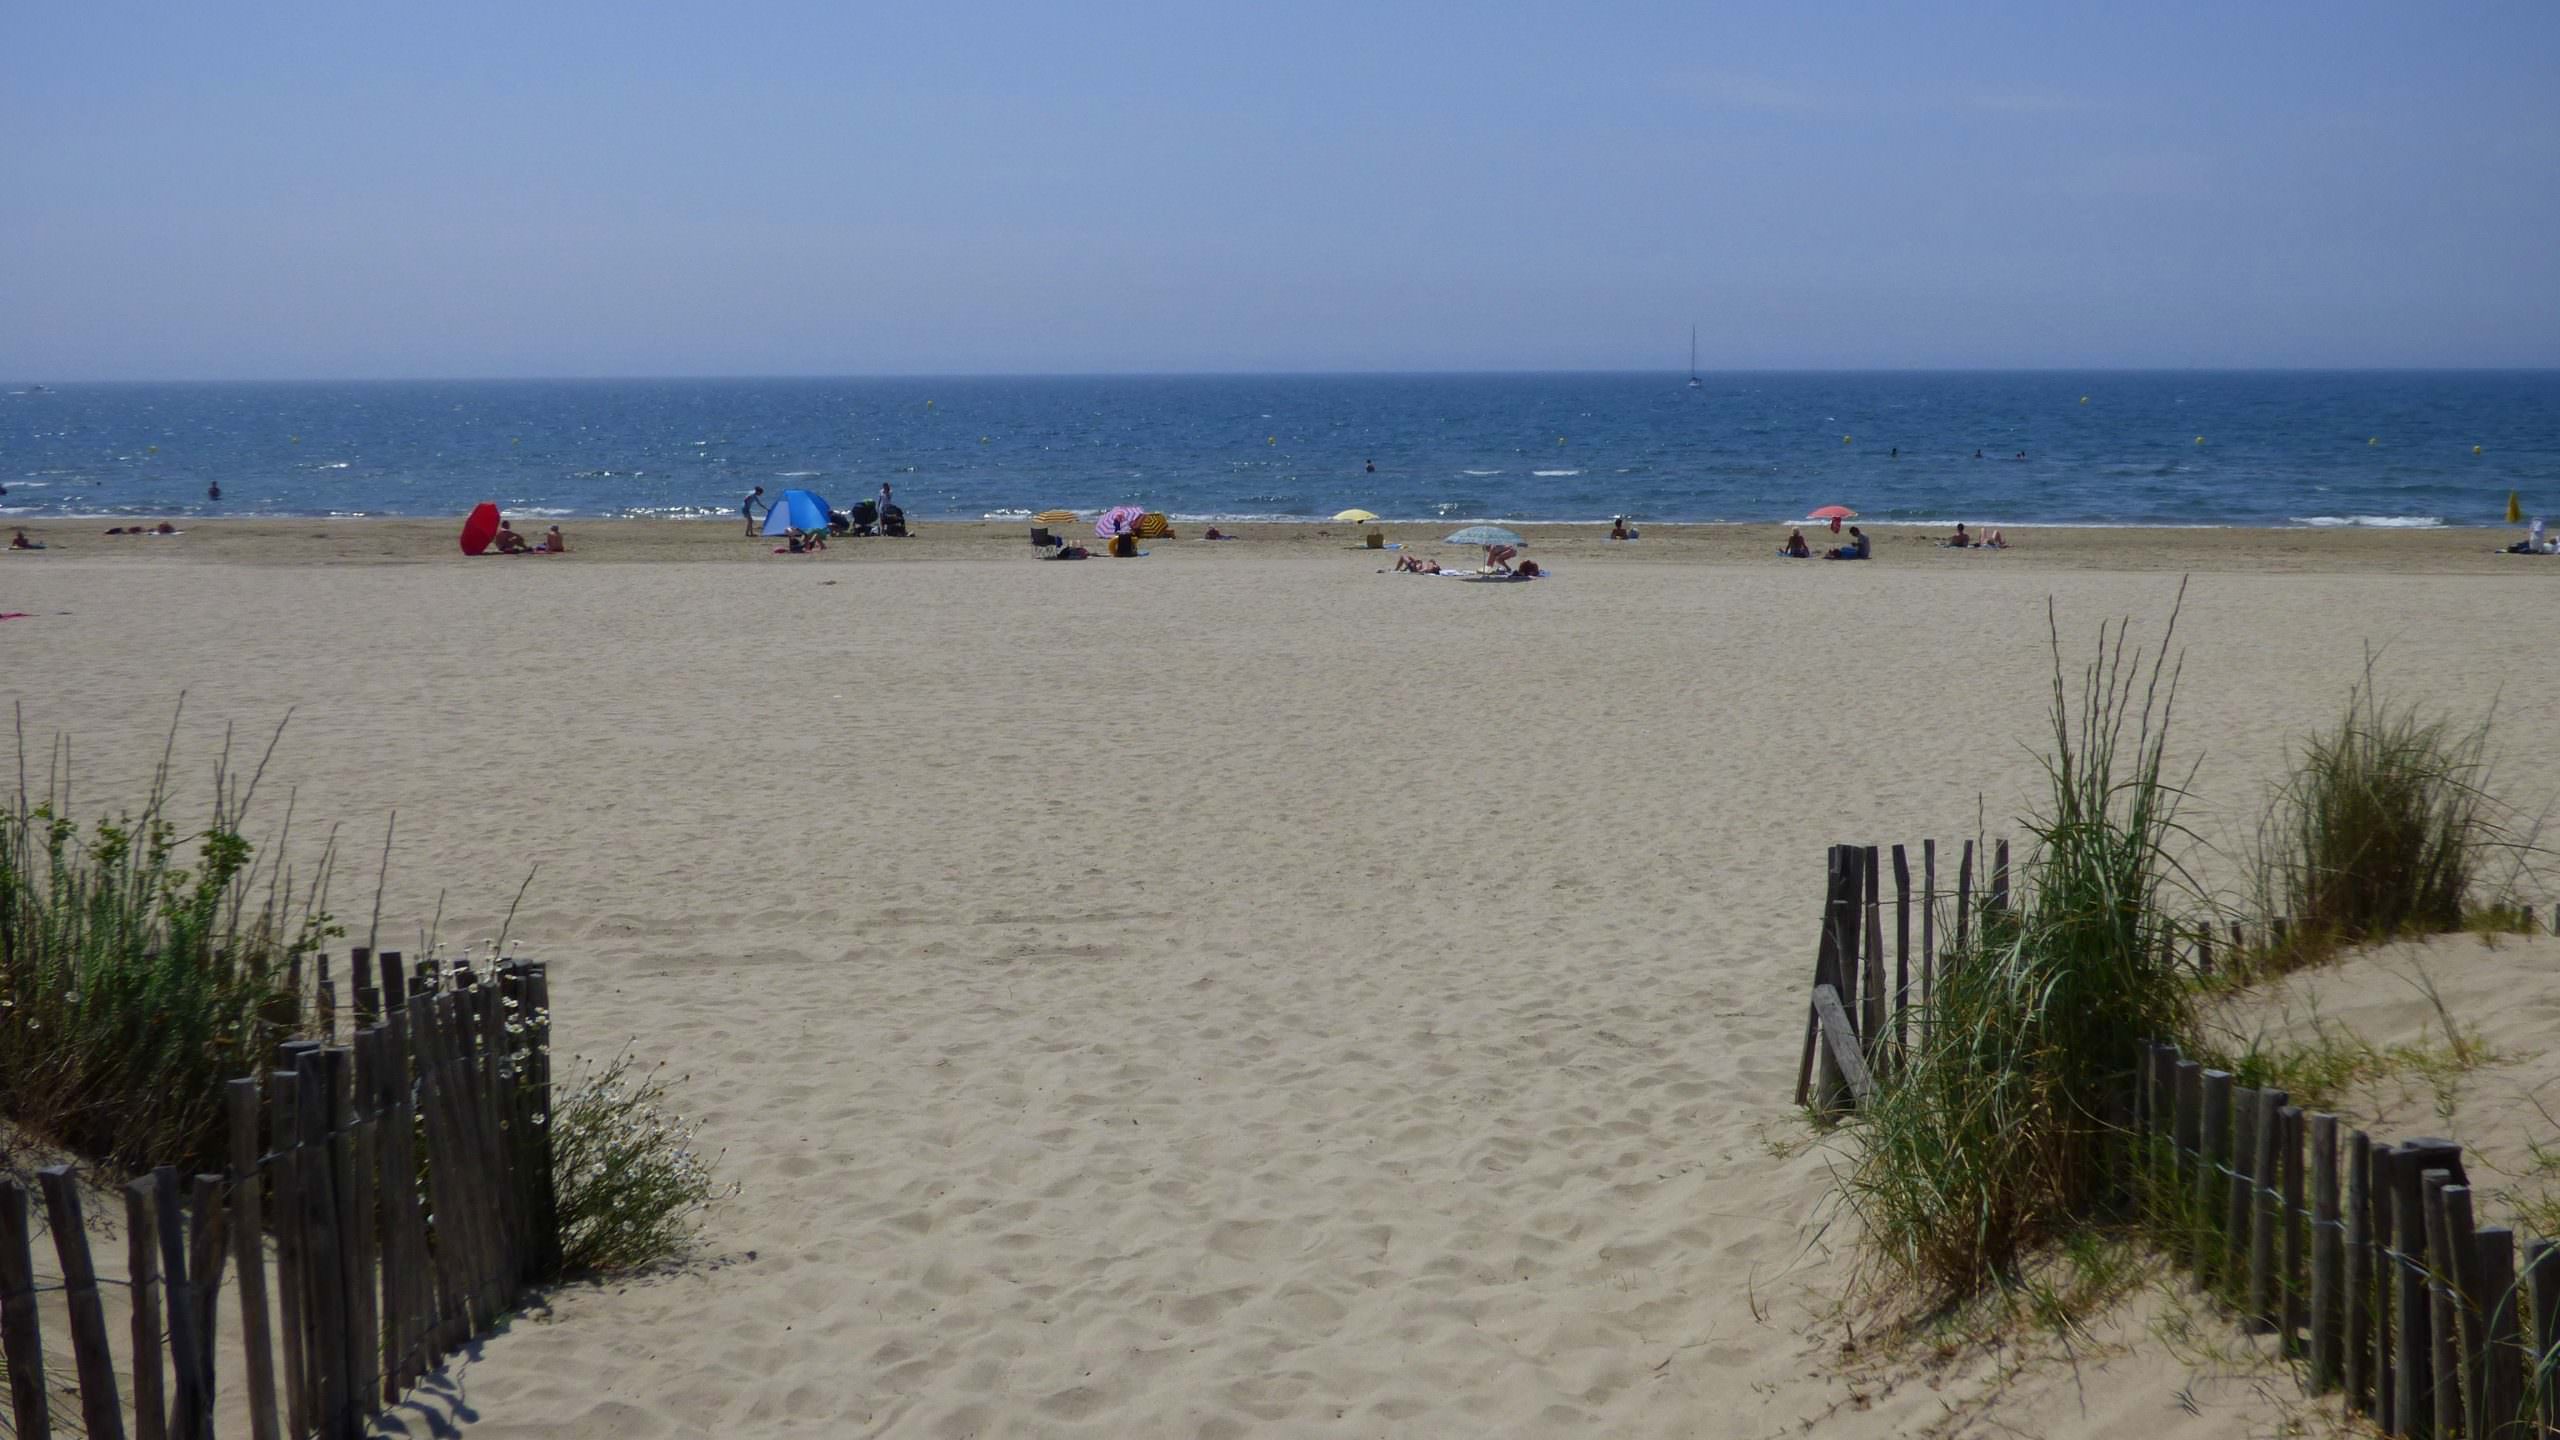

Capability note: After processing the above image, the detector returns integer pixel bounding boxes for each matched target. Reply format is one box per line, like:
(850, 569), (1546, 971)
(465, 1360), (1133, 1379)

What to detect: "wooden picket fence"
(1791, 837), (2560, 1116)
(1793, 838), (2009, 1114)
(2138, 1038), (2560, 1437)
(1783, 838), (2560, 1432)
(0, 950), (556, 1440)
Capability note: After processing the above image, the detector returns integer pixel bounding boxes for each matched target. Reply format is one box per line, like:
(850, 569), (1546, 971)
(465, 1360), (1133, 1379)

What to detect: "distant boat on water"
(1686, 327), (1701, 389)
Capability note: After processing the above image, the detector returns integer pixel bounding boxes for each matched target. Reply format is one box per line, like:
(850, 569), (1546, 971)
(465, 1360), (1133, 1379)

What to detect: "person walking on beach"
(742, 486), (766, 535)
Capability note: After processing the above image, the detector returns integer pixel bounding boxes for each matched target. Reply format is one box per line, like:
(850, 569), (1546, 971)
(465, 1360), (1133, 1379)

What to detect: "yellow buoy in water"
(2369, 437), (2379, 446)
(1556, 436), (1566, 445)
(1842, 434), (1852, 444)
(1268, 435), (1276, 445)
(980, 435), (989, 444)
(2195, 436), (2206, 445)
(290, 435), (301, 444)
(2474, 445), (2484, 454)
(147, 444), (158, 453)
(2080, 395), (2089, 404)
(926, 400), (935, 408)
(2508, 491), (2524, 524)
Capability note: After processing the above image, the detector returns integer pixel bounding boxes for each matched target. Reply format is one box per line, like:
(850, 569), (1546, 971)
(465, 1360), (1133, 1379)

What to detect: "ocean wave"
(779, 470), (821, 477)
(2292, 515), (2446, 529)
(1530, 469), (1582, 477)
(1461, 469), (1503, 476)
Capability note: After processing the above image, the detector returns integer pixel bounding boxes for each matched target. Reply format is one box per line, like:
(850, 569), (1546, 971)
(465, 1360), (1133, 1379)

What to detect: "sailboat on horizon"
(1686, 325), (1701, 388)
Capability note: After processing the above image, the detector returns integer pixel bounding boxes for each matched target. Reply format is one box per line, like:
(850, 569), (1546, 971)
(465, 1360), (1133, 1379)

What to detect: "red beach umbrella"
(1807, 504), (1857, 534)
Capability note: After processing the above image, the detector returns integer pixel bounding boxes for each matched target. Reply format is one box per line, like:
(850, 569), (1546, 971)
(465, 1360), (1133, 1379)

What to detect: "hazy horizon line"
(13, 365), (2559, 387)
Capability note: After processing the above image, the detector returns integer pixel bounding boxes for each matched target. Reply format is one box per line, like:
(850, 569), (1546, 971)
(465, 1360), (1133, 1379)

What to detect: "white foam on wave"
(1531, 469), (1582, 477)
(2293, 515), (2446, 529)
(1461, 469), (1502, 476)
(779, 470), (821, 477)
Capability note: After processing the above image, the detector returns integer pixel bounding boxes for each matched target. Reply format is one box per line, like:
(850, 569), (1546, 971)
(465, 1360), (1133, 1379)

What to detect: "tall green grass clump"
(1842, 595), (2196, 1305)
(2257, 662), (2506, 947)
(0, 708), (335, 1173)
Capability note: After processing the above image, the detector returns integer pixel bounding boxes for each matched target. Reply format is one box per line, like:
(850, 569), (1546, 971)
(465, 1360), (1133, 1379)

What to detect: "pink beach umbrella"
(1095, 505), (1147, 539)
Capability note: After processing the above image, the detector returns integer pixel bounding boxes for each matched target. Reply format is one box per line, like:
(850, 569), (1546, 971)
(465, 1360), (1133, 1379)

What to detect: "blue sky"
(6, 2), (2556, 378)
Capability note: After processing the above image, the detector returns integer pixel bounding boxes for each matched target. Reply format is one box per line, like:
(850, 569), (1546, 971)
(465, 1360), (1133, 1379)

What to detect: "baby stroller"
(846, 501), (880, 536)
(825, 508), (852, 536)
(880, 503), (909, 538)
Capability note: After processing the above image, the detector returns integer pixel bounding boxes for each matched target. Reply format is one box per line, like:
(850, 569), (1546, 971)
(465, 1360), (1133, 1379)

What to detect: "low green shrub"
(0, 710), (334, 1173)
(549, 1048), (727, 1274)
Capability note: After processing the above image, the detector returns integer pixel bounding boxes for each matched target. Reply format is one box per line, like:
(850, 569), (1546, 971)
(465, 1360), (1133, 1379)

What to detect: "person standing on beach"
(880, 480), (894, 517)
(742, 486), (766, 535)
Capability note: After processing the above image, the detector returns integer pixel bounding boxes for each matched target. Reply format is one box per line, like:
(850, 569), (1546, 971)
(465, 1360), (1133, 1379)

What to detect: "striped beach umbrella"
(1134, 512), (1172, 538)
(1095, 505), (1146, 539)
(1033, 509), (1080, 525)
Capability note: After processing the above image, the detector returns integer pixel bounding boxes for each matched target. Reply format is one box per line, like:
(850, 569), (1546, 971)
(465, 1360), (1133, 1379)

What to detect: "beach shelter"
(1445, 525), (1523, 548)
(1134, 511), (1172, 538)
(459, 502), (501, 555)
(1095, 505), (1146, 538)
(761, 488), (833, 536)
(1033, 509), (1081, 526)
(1333, 508), (1379, 523)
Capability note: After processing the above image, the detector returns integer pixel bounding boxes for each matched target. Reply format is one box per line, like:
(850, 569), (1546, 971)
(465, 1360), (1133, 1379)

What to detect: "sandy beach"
(7, 522), (2559, 1436)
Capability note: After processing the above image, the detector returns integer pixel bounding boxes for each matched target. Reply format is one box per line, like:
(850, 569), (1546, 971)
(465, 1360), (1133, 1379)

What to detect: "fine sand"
(5, 523), (2559, 1437)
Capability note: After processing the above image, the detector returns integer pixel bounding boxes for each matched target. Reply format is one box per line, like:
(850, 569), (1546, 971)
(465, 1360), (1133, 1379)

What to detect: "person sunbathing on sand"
(1944, 523), (1972, 548)
(1983, 529), (2009, 549)
(538, 525), (567, 554)
(9, 529), (42, 550)
(1778, 528), (1812, 558)
(493, 520), (531, 554)
(1393, 554), (1441, 573)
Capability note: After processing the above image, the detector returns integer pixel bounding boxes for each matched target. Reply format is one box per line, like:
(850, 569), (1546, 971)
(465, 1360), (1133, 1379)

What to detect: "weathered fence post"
(2398, 1141), (2466, 1437)
(1891, 844), (1911, 1060)
(2228, 1085), (2261, 1298)
(1955, 838), (1974, 959)
(2525, 1238), (2559, 1437)
(2247, 1088), (2286, 1327)
(2174, 1058), (2203, 1199)
(2312, 1113), (2343, 1390)
(1798, 847), (1852, 1109)
(2281, 1105), (2307, 1354)
(36, 1169), (126, 1440)
(2477, 1226), (2522, 1440)
(227, 1078), (282, 1440)
(1919, 839), (1937, 1019)
(1861, 846), (1887, 1067)
(0, 1181), (51, 1440)
(2196, 1070), (2233, 1285)
(126, 1179), (168, 1440)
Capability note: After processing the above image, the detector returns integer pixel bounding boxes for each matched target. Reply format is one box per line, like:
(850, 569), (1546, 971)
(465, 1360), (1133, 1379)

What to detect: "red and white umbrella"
(1095, 505), (1146, 539)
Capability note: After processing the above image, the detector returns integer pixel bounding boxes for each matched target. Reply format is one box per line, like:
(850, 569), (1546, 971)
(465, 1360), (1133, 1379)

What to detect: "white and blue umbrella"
(1444, 525), (1523, 547)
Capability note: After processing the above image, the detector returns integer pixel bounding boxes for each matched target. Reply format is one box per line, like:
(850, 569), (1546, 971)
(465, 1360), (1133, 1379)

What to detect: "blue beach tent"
(760, 488), (834, 536)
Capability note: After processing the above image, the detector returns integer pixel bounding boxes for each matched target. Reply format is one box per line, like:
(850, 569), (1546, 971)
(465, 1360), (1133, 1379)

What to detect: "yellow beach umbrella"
(1032, 509), (1080, 525)
(1333, 508), (1379, 523)
(2508, 491), (2524, 524)
(1134, 511), (1172, 538)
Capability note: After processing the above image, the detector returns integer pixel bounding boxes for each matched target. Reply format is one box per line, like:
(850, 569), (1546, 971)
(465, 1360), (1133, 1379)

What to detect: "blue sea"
(5, 372), (2555, 528)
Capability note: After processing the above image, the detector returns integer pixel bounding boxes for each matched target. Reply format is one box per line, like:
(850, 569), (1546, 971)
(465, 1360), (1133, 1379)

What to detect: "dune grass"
(2252, 662), (2521, 962)
(0, 705), (336, 1174)
(1840, 593), (2196, 1306)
